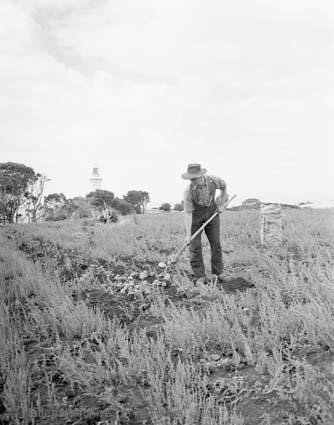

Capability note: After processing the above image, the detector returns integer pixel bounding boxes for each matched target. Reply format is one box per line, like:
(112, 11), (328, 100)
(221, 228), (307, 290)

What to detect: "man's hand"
(217, 203), (225, 213)
(184, 235), (191, 245)
(215, 195), (226, 213)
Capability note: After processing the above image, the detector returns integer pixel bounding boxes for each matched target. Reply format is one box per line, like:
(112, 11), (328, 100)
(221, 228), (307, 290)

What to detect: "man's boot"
(217, 273), (233, 283)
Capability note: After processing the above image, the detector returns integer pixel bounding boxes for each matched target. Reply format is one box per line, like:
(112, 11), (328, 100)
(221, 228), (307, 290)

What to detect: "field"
(1, 208), (334, 425)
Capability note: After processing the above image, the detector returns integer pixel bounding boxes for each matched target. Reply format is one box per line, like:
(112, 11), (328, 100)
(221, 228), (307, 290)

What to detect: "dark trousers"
(189, 203), (223, 278)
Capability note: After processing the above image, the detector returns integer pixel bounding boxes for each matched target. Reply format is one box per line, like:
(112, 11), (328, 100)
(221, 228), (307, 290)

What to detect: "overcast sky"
(1, 0), (333, 207)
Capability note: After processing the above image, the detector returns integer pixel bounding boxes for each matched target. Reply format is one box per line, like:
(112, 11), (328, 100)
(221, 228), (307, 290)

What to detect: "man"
(182, 163), (228, 285)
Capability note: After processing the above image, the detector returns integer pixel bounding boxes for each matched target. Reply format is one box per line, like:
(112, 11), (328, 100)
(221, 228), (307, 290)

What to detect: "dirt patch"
(219, 276), (255, 294)
(3, 223), (334, 425)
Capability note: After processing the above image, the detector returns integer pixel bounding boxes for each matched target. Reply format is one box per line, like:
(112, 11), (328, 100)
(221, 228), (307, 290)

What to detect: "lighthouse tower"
(89, 165), (102, 191)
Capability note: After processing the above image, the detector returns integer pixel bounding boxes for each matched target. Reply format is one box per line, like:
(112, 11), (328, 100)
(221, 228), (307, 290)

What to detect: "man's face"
(190, 176), (204, 186)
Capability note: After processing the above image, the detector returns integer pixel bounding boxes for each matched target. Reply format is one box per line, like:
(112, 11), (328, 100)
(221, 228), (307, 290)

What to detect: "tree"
(86, 190), (115, 211)
(43, 195), (93, 221)
(44, 192), (66, 204)
(173, 203), (184, 211)
(44, 193), (66, 209)
(70, 197), (93, 218)
(43, 193), (67, 221)
(159, 203), (171, 212)
(0, 162), (37, 223)
(25, 174), (51, 222)
(123, 190), (150, 214)
(61, 199), (81, 218)
(110, 197), (136, 215)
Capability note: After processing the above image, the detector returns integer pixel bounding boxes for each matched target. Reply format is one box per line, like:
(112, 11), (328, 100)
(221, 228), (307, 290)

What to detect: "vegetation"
(70, 197), (94, 218)
(110, 198), (136, 216)
(160, 202), (172, 212)
(124, 190), (150, 214)
(0, 162), (39, 223)
(43, 193), (67, 221)
(174, 203), (184, 211)
(229, 200), (301, 211)
(0, 208), (333, 424)
(86, 189), (115, 211)
(24, 174), (51, 222)
(0, 163), (151, 224)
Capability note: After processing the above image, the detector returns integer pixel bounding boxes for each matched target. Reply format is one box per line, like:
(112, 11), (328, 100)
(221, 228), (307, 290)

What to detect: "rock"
(210, 354), (221, 361)
(139, 271), (148, 280)
(158, 262), (167, 269)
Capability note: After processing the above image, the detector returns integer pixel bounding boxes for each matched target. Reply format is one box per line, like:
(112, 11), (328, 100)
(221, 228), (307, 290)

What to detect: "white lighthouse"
(89, 165), (102, 191)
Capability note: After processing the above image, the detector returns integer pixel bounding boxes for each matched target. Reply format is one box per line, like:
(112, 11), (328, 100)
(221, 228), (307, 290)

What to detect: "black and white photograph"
(0, 0), (333, 424)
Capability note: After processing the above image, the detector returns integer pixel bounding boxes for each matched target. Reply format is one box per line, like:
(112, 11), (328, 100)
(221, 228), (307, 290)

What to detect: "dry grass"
(0, 208), (333, 424)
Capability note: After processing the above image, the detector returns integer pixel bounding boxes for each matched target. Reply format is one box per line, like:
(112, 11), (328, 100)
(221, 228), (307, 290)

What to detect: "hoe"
(167, 194), (236, 266)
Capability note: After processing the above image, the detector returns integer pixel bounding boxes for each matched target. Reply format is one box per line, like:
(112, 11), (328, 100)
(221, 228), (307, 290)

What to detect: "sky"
(1, 0), (333, 207)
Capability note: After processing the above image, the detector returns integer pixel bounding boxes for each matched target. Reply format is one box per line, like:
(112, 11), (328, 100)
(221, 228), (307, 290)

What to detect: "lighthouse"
(89, 165), (102, 191)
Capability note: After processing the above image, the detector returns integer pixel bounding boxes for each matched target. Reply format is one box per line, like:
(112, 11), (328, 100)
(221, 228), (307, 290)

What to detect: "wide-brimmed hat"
(181, 163), (207, 180)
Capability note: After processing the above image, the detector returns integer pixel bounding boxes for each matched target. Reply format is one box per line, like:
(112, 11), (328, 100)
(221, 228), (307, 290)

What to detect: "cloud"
(1, 0), (333, 205)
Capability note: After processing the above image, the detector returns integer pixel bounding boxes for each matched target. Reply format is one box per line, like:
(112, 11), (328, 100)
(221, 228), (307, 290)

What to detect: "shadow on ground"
(218, 276), (255, 294)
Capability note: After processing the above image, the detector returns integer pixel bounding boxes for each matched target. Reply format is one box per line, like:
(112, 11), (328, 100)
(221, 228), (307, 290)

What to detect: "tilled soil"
(2, 225), (333, 425)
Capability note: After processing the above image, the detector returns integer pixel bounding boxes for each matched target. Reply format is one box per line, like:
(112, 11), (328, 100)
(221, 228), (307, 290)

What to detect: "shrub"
(111, 198), (136, 215)
(174, 203), (184, 211)
(159, 203), (171, 212)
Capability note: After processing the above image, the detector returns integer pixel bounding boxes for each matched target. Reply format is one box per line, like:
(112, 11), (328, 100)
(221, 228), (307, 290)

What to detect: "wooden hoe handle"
(174, 194), (236, 262)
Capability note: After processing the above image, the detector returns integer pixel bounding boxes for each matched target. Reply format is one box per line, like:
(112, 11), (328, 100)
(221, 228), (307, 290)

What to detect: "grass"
(0, 208), (333, 424)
